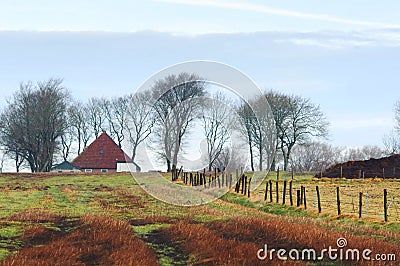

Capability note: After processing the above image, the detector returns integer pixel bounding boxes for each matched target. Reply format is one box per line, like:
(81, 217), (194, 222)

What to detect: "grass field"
(0, 172), (399, 265)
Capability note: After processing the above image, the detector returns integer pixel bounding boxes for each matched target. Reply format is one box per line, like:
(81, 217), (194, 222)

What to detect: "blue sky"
(1, 0), (400, 148)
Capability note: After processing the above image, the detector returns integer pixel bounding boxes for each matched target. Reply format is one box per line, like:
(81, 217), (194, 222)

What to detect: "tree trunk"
(283, 153), (289, 171)
(77, 130), (82, 155)
(270, 153), (276, 171)
(259, 141), (263, 171)
(247, 132), (254, 172)
(15, 152), (20, 173)
(166, 159), (171, 172)
(131, 146), (137, 163)
(249, 146), (254, 172)
(285, 144), (294, 172)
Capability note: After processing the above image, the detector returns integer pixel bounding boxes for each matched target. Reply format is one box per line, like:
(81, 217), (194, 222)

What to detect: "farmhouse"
(72, 131), (140, 173)
(50, 161), (82, 173)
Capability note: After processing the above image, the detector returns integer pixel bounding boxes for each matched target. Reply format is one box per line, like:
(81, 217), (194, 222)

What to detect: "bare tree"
(395, 100), (400, 133)
(342, 145), (385, 161)
(0, 148), (7, 172)
(87, 97), (106, 138)
(264, 91), (291, 171)
(0, 79), (70, 172)
(68, 102), (92, 155)
(250, 95), (276, 171)
(237, 102), (256, 171)
(290, 142), (342, 172)
(60, 123), (74, 162)
(125, 91), (155, 165)
(201, 93), (232, 171)
(214, 145), (246, 171)
(0, 114), (26, 172)
(383, 130), (400, 156)
(102, 96), (129, 148)
(266, 91), (329, 171)
(237, 95), (276, 172)
(151, 73), (206, 172)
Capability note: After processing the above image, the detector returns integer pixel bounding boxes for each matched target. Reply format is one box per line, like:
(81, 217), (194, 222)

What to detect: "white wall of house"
(50, 169), (82, 173)
(117, 162), (137, 172)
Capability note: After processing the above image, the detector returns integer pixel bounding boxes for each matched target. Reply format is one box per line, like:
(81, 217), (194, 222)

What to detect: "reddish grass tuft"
(21, 225), (60, 246)
(206, 217), (400, 265)
(8, 210), (65, 224)
(2, 214), (159, 266)
(160, 221), (304, 265)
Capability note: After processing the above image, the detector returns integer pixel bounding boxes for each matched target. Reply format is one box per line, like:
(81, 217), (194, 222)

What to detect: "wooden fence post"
(359, 192), (362, 218)
(269, 180), (273, 202)
(300, 186), (304, 205)
(303, 186), (307, 210)
(277, 167), (280, 181)
(241, 175), (245, 194)
(289, 181), (293, 206)
(282, 181), (287, 205)
(296, 190), (301, 207)
(247, 178), (251, 198)
(316, 186), (321, 213)
(336, 187), (341, 216)
(291, 168), (294, 180)
(383, 168), (385, 179)
(264, 181), (268, 201)
(177, 166), (183, 180)
(340, 166), (343, 178)
(384, 189), (388, 222)
(242, 176), (246, 194)
(276, 181), (279, 203)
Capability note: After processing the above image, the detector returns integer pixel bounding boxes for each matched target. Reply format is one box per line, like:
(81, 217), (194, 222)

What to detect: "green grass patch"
(220, 193), (255, 208)
(133, 223), (170, 236)
(258, 203), (318, 218)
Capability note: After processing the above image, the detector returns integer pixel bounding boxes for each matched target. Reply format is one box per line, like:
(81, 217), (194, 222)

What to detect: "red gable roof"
(72, 131), (131, 169)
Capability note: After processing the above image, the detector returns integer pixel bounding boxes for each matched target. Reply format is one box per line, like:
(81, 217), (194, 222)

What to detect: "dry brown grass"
(2, 214), (159, 266)
(160, 220), (304, 265)
(20, 225), (61, 247)
(113, 189), (145, 208)
(8, 210), (65, 224)
(206, 217), (400, 265)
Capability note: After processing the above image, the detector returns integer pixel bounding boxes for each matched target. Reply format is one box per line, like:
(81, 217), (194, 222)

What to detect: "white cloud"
(331, 117), (392, 130)
(156, 0), (400, 29)
(270, 29), (400, 49)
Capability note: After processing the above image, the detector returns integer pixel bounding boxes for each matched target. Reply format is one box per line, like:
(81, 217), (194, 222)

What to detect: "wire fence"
(252, 178), (400, 222)
(171, 167), (400, 222)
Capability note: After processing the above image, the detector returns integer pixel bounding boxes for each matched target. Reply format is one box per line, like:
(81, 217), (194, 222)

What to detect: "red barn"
(72, 131), (139, 173)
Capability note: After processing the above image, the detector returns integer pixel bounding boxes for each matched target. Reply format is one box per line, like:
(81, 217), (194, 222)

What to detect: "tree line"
(1, 75), (399, 173)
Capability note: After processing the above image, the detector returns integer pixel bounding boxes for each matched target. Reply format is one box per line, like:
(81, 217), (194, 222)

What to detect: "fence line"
(171, 168), (400, 222)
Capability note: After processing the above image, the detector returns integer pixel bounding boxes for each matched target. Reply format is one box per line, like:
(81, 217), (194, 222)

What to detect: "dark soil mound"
(319, 154), (400, 178)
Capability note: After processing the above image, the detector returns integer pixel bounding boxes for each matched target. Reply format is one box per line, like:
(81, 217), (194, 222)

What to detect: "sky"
(1, 0), (400, 152)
